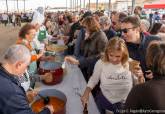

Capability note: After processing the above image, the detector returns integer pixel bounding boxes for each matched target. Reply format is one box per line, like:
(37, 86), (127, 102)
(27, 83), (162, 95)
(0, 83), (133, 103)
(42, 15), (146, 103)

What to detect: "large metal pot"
(31, 89), (67, 114)
(38, 61), (63, 85)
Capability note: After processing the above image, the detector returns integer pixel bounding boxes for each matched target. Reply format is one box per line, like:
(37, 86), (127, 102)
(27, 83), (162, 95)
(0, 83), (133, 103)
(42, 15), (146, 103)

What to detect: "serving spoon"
(38, 93), (50, 105)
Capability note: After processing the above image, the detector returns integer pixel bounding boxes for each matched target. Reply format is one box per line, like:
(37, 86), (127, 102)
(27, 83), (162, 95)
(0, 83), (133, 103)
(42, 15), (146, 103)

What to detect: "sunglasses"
(121, 27), (136, 33)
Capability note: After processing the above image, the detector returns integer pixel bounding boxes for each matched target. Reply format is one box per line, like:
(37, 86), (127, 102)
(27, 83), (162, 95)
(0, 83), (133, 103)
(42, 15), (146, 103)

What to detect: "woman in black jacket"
(65, 16), (108, 81)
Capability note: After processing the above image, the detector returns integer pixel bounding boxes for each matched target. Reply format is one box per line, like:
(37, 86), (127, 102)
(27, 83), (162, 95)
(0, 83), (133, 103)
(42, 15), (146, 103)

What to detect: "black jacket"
(79, 30), (108, 79)
(104, 27), (116, 40)
(125, 76), (165, 113)
(126, 33), (161, 76)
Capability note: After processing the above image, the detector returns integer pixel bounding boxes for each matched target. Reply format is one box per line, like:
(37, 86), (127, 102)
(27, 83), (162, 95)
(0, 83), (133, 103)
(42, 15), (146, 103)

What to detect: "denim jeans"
(95, 91), (124, 114)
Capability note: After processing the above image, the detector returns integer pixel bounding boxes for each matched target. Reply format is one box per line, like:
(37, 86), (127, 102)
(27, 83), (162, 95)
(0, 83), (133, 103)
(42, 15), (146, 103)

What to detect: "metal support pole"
(96, 0), (98, 11)
(24, 0), (25, 12)
(109, 0), (111, 16)
(77, 0), (78, 11)
(80, 0), (81, 10)
(75, 0), (77, 11)
(72, 0), (75, 11)
(17, 0), (18, 12)
(6, 0), (8, 13)
(66, 0), (67, 10)
(89, 0), (90, 10)
(132, 0), (135, 14)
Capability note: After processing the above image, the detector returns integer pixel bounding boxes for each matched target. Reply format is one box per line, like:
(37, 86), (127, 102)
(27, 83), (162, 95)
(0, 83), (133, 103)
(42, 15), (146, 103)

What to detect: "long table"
(39, 63), (100, 114)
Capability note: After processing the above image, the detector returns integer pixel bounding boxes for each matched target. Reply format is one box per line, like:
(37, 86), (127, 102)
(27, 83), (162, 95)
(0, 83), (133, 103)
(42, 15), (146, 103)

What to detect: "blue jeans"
(95, 91), (124, 114)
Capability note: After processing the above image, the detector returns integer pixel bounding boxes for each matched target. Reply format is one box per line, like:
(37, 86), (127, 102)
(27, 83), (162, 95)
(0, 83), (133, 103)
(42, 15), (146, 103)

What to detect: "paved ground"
(0, 24), (21, 61)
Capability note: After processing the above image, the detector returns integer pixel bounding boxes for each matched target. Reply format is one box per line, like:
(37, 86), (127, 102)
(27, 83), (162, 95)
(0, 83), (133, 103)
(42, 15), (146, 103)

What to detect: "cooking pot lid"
(40, 61), (61, 70)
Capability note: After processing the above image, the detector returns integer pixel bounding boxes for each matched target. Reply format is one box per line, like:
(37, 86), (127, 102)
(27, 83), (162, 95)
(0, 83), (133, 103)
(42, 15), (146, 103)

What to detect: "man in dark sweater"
(124, 42), (165, 113)
(0, 44), (54, 114)
(121, 16), (161, 79)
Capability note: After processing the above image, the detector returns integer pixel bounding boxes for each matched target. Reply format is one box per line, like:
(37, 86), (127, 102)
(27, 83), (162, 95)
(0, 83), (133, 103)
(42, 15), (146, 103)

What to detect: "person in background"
(0, 44), (54, 114)
(93, 11), (104, 22)
(121, 15), (161, 79)
(161, 14), (165, 24)
(150, 22), (165, 41)
(158, 24), (165, 41)
(44, 18), (54, 35)
(66, 13), (82, 55)
(71, 14), (79, 24)
(111, 12), (128, 35)
(153, 12), (160, 23)
(149, 12), (153, 26)
(12, 13), (16, 27)
(81, 38), (133, 114)
(140, 19), (150, 36)
(99, 15), (116, 40)
(110, 11), (117, 26)
(16, 23), (52, 91)
(17, 24), (43, 76)
(125, 41), (165, 112)
(73, 12), (93, 57)
(31, 7), (49, 50)
(67, 14), (81, 46)
(160, 24), (165, 33)
(65, 16), (108, 81)
(2, 13), (8, 26)
(134, 6), (142, 18)
(150, 22), (162, 35)
(61, 15), (73, 36)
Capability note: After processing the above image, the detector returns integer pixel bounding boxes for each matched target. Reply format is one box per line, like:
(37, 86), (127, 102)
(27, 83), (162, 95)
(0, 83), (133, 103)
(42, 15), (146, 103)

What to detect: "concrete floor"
(0, 24), (21, 61)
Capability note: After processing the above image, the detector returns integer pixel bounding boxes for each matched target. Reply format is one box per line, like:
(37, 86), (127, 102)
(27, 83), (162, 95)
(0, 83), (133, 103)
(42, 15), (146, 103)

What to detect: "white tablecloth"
(39, 63), (100, 114)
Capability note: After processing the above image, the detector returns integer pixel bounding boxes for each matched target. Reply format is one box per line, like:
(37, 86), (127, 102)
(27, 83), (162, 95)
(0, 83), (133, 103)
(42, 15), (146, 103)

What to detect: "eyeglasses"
(121, 27), (136, 33)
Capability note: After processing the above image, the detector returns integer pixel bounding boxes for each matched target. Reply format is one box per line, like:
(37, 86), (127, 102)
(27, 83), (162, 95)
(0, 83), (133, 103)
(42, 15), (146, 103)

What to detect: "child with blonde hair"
(81, 37), (133, 114)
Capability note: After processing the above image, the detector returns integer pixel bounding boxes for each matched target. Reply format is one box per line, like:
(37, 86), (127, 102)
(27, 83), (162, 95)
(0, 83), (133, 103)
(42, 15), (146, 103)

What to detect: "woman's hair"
(134, 6), (142, 12)
(146, 41), (165, 76)
(66, 15), (73, 23)
(102, 37), (129, 65)
(160, 24), (165, 33)
(44, 18), (51, 26)
(82, 16), (100, 34)
(162, 14), (165, 19)
(19, 23), (36, 39)
(150, 22), (162, 35)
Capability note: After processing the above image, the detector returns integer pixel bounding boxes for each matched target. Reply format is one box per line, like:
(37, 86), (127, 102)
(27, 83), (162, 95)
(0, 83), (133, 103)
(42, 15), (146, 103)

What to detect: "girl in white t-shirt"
(81, 37), (133, 114)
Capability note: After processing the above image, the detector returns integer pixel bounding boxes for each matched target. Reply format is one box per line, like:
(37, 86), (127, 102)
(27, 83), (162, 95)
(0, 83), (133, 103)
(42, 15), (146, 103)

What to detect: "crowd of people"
(0, 12), (33, 26)
(0, 6), (165, 114)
